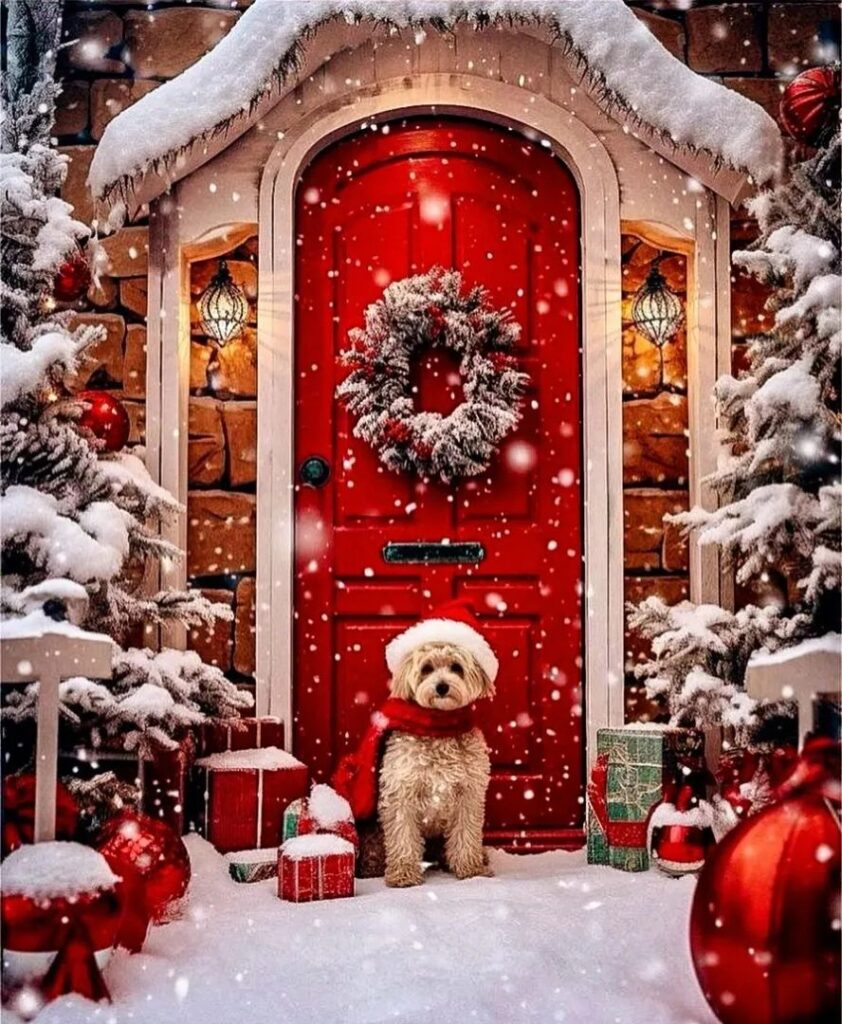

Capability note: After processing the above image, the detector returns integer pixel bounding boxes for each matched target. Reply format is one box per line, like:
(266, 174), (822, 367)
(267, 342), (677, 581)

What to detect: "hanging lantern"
(631, 256), (684, 350)
(197, 260), (248, 346)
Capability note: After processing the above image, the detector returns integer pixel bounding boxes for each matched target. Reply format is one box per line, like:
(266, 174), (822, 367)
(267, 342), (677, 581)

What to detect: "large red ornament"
(96, 811), (191, 952)
(779, 66), (841, 146)
(690, 740), (841, 1024)
(53, 249), (91, 303)
(2, 774), (79, 856)
(77, 390), (131, 453)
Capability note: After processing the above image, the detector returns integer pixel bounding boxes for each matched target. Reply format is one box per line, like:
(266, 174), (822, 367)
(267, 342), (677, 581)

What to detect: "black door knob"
(299, 455), (331, 488)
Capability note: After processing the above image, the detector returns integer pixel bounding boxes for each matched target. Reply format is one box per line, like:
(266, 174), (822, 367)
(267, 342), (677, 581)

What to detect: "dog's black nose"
(435, 682), (450, 697)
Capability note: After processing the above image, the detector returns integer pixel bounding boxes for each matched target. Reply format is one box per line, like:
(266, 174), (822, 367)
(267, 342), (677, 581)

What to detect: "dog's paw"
(452, 860), (494, 880)
(385, 867), (424, 888)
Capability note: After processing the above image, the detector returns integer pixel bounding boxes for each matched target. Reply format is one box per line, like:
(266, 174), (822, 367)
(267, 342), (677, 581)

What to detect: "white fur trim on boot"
(385, 619), (499, 682)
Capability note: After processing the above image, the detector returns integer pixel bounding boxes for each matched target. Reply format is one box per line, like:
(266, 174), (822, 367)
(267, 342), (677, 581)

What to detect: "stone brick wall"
(53, 1), (839, 710)
(185, 242), (259, 690)
(621, 240), (692, 718)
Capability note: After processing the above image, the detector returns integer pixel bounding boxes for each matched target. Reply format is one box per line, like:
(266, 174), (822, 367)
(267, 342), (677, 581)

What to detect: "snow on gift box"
(278, 834), (356, 903)
(1, 841), (121, 1002)
(190, 746), (308, 854)
(282, 783), (358, 850)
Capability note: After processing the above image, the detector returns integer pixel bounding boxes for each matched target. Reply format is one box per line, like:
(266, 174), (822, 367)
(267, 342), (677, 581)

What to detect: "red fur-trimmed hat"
(385, 598), (499, 683)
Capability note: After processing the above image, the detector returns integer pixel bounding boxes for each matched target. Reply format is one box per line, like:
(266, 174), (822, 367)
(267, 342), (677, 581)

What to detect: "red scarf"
(331, 697), (476, 821)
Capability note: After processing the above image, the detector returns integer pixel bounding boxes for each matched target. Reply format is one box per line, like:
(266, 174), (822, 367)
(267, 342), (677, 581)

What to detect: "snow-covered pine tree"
(0, 0), (252, 765)
(630, 122), (841, 732)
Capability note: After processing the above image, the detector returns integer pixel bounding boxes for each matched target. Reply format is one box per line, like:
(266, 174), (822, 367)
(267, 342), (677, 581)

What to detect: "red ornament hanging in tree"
(77, 390), (131, 453)
(96, 811), (191, 953)
(779, 66), (841, 146)
(53, 249), (91, 303)
(690, 739), (841, 1024)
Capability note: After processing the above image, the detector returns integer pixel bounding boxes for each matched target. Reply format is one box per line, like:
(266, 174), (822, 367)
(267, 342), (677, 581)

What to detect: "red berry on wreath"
(428, 303), (446, 338)
(779, 66), (841, 146)
(53, 249), (91, 303)
(96, 811), (191, 952)
(383, 418), (413, 446)
(690, 739), (841, 1024)
(77, 390), (131, 452)
(489, 352), (516, 371)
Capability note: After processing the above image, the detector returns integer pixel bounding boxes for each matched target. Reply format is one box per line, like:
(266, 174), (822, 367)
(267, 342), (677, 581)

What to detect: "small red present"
(278, 834), (355, 903)
(192, 747), (308, 854)
(198, 716), (284, 757)
(281, 783), (358, 850)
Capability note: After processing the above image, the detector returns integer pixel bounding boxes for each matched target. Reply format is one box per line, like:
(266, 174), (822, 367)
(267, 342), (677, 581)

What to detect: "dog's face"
(390, 642), (493, 710)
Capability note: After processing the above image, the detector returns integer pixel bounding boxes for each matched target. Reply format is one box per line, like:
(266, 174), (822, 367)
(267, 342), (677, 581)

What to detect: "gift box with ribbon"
(586, 725), (706, 871)
(197, 716), (285, 757)
(278, 834), (355, 903)
(225, 847), (279, 884)
(191, 747), (308, 854)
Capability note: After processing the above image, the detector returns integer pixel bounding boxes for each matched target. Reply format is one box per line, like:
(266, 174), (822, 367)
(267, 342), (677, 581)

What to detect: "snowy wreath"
(336, 269), (529, 483)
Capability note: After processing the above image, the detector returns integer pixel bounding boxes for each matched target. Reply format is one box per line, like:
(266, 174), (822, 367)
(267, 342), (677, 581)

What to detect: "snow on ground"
(17, 836), (717, 1024)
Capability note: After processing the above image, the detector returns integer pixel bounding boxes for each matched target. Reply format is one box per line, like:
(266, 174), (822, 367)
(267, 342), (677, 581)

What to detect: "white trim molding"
(256, 75), (625, 764)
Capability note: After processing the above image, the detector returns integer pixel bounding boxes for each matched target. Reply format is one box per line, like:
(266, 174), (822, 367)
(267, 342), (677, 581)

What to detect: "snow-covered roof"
(89, 0), (783, 207)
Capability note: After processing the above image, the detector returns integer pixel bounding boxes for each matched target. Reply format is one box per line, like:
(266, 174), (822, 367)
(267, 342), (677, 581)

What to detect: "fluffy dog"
(378, 641), (494, 888)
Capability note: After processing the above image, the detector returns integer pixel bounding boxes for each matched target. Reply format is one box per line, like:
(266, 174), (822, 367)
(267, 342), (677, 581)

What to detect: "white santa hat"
(385, 598), (499, 683)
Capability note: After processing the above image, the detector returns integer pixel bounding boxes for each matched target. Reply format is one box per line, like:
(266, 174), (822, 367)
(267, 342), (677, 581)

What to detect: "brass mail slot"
(382, 541), (486, 565)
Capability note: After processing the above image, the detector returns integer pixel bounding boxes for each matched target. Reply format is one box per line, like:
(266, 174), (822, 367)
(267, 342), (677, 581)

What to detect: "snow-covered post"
(0, 627), (113, 840)
(745, 635), (841, 748)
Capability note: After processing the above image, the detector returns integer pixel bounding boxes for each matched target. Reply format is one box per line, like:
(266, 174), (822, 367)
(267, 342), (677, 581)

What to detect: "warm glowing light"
(197, 260), (248, 346)
(631, 259), (684, 349)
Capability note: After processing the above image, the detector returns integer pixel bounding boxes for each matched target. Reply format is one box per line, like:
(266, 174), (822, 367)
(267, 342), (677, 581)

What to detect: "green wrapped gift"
(587, 725), (704, 872)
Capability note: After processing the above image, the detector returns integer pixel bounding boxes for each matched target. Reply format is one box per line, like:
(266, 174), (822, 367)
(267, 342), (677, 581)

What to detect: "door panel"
(294, 119), (584, 848)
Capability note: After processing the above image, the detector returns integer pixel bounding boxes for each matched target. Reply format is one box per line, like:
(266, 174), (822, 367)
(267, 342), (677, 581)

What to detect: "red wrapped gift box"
(192, 747), (308, 854)
(197, 717), (285, 757)
(278, 834), (355, 903)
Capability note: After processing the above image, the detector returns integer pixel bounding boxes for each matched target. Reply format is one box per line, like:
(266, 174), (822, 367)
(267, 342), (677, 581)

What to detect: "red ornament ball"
(53, 250), (91, 303)
(690, 741), (841, 1024)
(96, 812), (191, 953)
(77, 390), (131, 452)
(779, 66), (841, 146)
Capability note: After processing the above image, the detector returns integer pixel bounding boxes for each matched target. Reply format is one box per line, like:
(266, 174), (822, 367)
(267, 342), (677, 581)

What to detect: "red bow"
(40, 917), (111, 1004)
(587, 754), (650, 848)
(2, 774), (78, 856)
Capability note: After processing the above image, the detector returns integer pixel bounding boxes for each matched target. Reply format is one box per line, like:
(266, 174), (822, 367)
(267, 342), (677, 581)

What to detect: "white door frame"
(255, 75), (625, 767)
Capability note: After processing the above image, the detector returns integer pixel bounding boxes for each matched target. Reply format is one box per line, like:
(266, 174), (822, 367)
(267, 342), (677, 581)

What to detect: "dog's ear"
(479, 666), (495, 699)
(389, 653), (415, 700)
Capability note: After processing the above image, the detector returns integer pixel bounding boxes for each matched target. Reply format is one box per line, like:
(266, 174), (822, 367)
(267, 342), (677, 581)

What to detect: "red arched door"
(294, 118), (583, 849)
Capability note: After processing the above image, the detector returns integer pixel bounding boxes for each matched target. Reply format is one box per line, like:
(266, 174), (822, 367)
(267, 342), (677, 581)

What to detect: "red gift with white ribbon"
(192, 747), (308, 854)
(278, 834), (355, 903)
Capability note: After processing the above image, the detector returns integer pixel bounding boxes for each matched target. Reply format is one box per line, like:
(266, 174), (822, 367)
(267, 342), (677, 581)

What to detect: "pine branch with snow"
(630, 127), (840, 732)
(628, 598), (805, 731)
(1, 6), (251, 766)
(692, 131), (841, 625)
